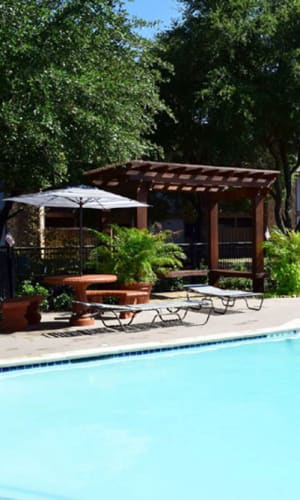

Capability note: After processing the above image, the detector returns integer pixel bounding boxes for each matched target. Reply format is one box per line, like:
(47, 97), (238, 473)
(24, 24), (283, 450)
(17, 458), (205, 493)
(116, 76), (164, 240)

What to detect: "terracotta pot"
(25, 295), (44, 325)
(1, 297), (32, 333)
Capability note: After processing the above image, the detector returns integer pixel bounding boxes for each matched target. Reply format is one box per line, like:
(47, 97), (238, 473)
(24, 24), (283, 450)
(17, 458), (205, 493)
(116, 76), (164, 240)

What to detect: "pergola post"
(208, 196), (219, 285)
(136, 183), (148, 229)
(252, 193), (265, 292)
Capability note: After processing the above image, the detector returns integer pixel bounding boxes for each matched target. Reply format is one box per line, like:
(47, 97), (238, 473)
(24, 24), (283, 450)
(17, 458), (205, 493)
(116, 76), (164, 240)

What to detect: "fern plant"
(88, 225), (186, 285)
(263, 228), (300, 295)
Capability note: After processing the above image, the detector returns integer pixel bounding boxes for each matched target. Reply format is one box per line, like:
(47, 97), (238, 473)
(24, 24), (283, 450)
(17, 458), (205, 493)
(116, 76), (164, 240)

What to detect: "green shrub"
(16, 279), (49, 311)
(153, 277), (185, 292)
(52, 292), (73, 311)
(88, 225), (186, 285)
(218, 277), (252, 290)
(263, 228), (300, 296)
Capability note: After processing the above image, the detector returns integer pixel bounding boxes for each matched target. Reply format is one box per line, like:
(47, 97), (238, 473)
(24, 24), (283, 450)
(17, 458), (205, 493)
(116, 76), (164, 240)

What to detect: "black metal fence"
(180, 242), (252, 269)
(0, 245), (94, 299)
(0, 241), (253, 299)
(0, 246), (15, 299)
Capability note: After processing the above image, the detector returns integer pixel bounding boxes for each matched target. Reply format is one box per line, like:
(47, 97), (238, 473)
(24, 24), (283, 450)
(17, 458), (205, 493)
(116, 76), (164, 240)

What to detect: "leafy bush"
(218, 277), (252, 290)
(88, 225), (186, 285)
(153, 277), (185, 293)
(16, 279), (49, 310)
(263, 228), (300, 296)
(52, 292), (73, 311)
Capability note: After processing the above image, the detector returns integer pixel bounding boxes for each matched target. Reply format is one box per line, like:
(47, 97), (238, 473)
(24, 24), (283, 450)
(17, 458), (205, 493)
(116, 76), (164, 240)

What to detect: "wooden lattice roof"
(84, 160), (279, 193)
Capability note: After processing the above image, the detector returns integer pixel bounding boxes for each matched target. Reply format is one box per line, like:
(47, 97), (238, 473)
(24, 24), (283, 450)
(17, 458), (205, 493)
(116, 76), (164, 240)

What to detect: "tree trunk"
(273, 179), (286, 233)
(279, 141), (293, 229)
(267, 138), (293, 233)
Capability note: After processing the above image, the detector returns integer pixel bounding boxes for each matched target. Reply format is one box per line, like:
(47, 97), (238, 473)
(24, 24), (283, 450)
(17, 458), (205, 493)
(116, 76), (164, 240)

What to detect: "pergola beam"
(85, 161), (278, 194)
(126, 170), (273, 190)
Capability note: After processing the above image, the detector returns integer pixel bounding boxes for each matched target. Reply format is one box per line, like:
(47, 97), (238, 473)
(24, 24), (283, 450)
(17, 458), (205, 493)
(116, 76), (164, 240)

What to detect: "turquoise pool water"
(0, 334), (300, 499)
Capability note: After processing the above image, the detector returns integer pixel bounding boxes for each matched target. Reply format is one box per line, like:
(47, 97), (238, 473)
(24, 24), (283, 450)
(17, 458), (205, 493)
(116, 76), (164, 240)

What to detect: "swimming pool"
(0, 333), (300, 499)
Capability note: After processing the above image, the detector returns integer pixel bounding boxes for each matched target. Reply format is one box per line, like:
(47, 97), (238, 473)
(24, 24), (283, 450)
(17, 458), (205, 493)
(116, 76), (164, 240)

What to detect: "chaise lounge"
(73, 298), (213, 330)
(184, 284), (264, 314)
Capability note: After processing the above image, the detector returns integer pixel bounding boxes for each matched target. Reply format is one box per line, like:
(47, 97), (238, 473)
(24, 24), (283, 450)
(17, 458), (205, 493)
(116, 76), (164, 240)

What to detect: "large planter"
(1, 297), (32, 333)
(1, 295), (45, 333)
(25, 295), (44, 325)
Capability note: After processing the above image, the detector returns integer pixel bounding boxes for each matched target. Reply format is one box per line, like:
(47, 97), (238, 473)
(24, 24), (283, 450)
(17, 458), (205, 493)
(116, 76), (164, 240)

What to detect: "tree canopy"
(156, 0), (300, 231)
(0, 0), (167, 198)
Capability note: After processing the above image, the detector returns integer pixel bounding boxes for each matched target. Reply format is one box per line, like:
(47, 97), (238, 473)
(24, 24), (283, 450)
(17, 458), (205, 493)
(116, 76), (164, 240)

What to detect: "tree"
(0, 0), (168, 234)
(156, 0), (300, 231)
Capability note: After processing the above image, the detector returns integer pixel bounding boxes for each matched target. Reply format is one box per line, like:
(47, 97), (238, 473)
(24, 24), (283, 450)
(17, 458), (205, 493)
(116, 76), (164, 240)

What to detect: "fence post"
(252, 194), (265, 292)
(7, 246), (16, 298)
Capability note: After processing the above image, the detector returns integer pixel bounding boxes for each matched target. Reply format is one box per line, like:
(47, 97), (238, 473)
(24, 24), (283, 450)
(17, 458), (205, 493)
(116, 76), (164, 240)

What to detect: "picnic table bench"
(86, 289), (148, 305)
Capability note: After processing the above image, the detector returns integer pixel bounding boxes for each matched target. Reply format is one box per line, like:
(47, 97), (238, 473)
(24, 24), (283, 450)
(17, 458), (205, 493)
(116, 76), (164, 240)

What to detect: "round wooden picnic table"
(43, 274), (117, 326)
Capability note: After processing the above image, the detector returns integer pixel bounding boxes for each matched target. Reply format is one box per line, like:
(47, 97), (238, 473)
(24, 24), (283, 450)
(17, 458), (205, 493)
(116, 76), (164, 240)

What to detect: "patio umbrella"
(4, 185), (149, 274)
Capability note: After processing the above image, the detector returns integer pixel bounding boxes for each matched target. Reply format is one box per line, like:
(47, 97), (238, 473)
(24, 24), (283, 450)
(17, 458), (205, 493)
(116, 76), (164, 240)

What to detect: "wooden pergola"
(84, 160), (279, 292)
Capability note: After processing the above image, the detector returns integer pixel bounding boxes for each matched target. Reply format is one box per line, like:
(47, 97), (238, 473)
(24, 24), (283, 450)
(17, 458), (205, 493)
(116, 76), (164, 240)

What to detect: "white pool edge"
(0, 322), (299, 370)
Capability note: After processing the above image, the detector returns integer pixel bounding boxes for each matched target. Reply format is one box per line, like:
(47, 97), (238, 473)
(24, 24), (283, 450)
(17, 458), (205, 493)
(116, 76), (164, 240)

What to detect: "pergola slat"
(85, 160), (278, 193)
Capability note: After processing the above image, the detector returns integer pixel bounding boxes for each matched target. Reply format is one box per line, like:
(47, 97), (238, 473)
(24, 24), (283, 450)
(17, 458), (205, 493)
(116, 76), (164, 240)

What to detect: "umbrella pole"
(79, 200), (83, 275)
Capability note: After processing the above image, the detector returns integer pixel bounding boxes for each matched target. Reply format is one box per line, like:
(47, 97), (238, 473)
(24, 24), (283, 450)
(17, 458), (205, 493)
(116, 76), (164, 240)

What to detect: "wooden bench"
(210, 269), (253, 279)
(164, 270), (208, 279)
(86, 289), (149, 305)
(86, 289), (149, 319)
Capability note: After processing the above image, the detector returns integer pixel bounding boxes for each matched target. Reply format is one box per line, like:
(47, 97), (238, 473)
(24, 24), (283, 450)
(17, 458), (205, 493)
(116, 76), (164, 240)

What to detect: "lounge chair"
(184, 284), (264, 314)
(73, 298), (213, 330)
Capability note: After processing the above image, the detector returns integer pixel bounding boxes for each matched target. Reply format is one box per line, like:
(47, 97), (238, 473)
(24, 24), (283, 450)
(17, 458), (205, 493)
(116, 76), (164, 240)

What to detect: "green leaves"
(0, 0), (168, 197)
(157, 0), (300, 231)
(263, 228), (300, 295)
(88, 225), (186, 284)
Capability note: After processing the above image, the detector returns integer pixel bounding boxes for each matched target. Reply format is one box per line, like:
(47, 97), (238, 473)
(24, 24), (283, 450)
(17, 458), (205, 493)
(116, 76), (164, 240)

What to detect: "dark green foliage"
(218, 277), (252, 291)
(0, 0), (169, 233)
(156, 0), (300, 231)
(154, 277), (185, 293)
(52, 292), (73, 311)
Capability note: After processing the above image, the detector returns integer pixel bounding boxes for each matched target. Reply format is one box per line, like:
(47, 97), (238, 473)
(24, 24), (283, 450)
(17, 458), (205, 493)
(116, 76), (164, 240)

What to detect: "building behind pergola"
(84, 160), (279, 292)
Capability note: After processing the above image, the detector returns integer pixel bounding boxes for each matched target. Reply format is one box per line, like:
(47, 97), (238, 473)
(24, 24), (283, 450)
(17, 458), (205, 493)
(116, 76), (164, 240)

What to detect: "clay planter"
(1, 295), (45, 333)
(1, 297), (32, 333)
(25, 295), (44, 325)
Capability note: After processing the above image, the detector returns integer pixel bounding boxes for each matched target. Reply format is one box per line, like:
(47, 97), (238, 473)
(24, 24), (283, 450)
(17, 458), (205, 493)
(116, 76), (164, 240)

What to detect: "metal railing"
(178, 242), (252, 270)
(0, 245), (94, 299)
(0, 241), (253, 299)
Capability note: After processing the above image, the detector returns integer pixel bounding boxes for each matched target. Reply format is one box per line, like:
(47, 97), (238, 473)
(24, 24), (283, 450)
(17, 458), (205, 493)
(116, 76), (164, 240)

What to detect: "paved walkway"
(0, 295), (299, 368)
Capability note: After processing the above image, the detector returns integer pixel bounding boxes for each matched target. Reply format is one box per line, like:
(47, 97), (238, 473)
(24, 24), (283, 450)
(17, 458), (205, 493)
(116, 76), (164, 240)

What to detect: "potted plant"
(88, 225), (186, 299)
(1, 279), (49, 333)
(16, 279), (49, 325)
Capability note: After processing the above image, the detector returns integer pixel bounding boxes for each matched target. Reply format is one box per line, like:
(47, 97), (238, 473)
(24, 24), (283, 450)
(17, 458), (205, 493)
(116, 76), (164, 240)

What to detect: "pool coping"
(0, 323), (299, 372)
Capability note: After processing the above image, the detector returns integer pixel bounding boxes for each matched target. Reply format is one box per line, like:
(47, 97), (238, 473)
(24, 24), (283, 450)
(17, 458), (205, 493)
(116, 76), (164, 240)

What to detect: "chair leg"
(185, 303), (213, 325)
(212, 297), (233, 314)
(244, 296), (264, 311)
(149, 307), (185, 326)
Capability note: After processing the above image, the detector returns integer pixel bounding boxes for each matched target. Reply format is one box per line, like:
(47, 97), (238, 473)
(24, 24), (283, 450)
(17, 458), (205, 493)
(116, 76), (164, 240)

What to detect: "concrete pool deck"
(0, 295), (299, 368)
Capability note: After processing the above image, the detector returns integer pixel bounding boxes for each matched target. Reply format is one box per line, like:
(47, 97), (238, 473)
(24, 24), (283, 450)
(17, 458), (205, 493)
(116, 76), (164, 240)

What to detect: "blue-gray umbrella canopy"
(4, 185), (149, 274)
